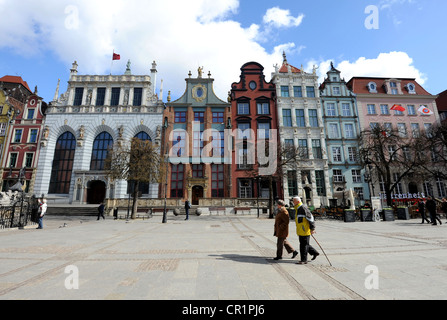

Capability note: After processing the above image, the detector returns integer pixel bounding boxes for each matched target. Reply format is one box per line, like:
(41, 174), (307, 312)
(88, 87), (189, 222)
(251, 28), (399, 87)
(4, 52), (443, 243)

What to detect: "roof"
(278, 62), (302, 73)
(0, 75), (32, 93)
(436, 89), (447, 112)
(347, 77), (432, 96)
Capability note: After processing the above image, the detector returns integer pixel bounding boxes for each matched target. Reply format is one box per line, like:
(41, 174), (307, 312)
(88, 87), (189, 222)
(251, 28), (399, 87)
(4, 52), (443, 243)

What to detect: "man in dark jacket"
(184, 200), (191, 220)
(425, 196), (441, 225)
(418, 200), (430, 224)
(441, 198), (447, 222)
(97, 202), (105, 220)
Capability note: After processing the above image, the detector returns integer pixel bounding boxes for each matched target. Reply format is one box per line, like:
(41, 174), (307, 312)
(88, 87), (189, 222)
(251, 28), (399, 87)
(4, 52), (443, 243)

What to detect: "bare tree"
(417, 121), (447, 181)
(358, 124), (426, 207)
(105, 138), (163, 219)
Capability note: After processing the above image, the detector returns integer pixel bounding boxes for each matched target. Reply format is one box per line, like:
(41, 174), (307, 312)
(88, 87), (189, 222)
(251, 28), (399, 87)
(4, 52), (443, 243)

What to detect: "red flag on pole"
(112, 53), (121, 60)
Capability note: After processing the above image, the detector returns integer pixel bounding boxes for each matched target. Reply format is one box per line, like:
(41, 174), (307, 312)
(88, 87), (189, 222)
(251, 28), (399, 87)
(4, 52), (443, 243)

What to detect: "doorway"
(87, 180), (106, 204)
(192, 186), (204, 205)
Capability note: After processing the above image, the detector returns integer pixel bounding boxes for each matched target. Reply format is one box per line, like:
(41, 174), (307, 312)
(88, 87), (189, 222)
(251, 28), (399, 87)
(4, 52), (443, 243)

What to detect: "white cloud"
(0, 0), (306, 100)
(263, 7), (304, 28)
(312, 52), (427, 86)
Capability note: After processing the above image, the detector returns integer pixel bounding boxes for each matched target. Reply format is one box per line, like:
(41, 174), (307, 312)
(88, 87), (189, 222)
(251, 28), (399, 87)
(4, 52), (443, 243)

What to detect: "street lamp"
(162, 117), (169, 224)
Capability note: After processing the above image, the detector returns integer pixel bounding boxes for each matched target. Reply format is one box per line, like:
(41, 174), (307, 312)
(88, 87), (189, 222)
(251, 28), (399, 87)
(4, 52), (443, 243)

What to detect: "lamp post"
(162, 117), (169, 224)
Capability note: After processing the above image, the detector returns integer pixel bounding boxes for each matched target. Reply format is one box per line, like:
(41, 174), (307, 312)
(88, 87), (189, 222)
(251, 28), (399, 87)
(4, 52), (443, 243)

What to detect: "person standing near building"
(418, 200), (430, 224)
(441, 198), (447, 223)
(184, 200), (191, 220)
(97, 202), (105, 220)
(36, 199), (47, 229)
(293, 196), (319, 264)
(426, 196), (441, 225)
(273, 200), (298, 260)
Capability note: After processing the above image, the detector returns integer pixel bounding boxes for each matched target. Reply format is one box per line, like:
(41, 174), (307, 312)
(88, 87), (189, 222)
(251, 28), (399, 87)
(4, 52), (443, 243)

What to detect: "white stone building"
(272, 54), (332, 208)
(33, 61), (164, 204)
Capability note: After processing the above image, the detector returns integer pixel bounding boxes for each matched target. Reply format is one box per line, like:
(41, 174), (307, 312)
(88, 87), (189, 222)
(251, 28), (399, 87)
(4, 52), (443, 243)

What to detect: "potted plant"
(396, 206), (410, 220)
(382, 207), (395, 221)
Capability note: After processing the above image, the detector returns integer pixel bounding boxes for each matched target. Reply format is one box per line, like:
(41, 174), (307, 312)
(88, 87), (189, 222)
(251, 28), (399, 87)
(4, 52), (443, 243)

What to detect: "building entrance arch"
(87, 180), (106, 204)
(192, 186), (204, 205)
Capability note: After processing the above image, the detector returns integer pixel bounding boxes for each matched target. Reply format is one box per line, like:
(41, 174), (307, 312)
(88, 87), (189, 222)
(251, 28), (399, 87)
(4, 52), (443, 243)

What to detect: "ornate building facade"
(272, 53), (332, 207)
(33, 61), (164, 204)
(320, 63), (367, 206)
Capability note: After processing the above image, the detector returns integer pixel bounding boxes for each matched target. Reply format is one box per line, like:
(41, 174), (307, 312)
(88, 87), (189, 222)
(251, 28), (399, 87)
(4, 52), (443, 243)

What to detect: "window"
(49, 132), (76, 194)
(333, 169), (343, 182)
(436, 178), (446, 198)
(367, 104), (376, 114)
(110, 88), (120, 106)
(9, 153), (18, 168)
(315, 170), (326, 196)
(342, 103), (351, 116)
(29, 129), (38, 143)
(174, 112), (186, 123)
(348, 147), (357, 162)
(403, 146), (412, 161)
(90, 132), (113, 170)
(354, 187), (364, 200)
(306, 86), (315, 98)
(282, 109), (292, 127)
(25, 153), (33, 168)
(298, 139), (308, 159)
(308, 109), (318, 127)
(296, 109), (305, 127)
(192, 164), (203, 178)
(211, 164), (224, 197)
(258, 122), (270, 139)
(237, 102), (250, 115)
(424, 123), (433, 138)
(380, 104), (389, 115)
(344, 124), (355, 138)
(237, 123), (251, 139)
(388, 145), (397, 161)
(193, 131), (203, 156)
(96, 88), (106, 106)
(312, 139), (322, 159)
(194, 112), (205, 123)
(73, 88), (84, 106)
(397, 123), (407, 137)
(212, 112), (224, 123)
(281, 86), (289, 97)
(370, 122), (379, 130)
(133, 88), (143, 106)
(411, 123), (420, 137)
(13, 129), (22, 143)
(293, 86), (302, 97)
(332, 146), (342, 162)
(332, 87), (340, 95)
(0, 123), (6, 136)
(238, 179), (252, 198)
(287, 171), (298, 196)
(172, 130), (186, 157)
(326, 103), (336, 116)
(390, 82), (398, 95)
(352, 170), (362, 183)
(257, 102), (269, 115)
(328, 123), (339, 139)
(211, 131), (224, 157)
(170, 164), (184, 198)
(393, 173), (403, 193)
(27, 109), (35, 120)
(407, 105), (416, 115)
(135, 131), (151, 142)
(238, 146), (250, 169)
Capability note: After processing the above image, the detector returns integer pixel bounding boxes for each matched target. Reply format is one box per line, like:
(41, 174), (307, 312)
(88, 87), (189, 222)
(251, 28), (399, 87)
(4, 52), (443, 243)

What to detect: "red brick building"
(229, 62), (282, 200)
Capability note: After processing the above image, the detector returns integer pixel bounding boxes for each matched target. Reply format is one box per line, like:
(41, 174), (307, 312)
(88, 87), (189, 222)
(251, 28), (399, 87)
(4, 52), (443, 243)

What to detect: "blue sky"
(0, 0), (445, 103)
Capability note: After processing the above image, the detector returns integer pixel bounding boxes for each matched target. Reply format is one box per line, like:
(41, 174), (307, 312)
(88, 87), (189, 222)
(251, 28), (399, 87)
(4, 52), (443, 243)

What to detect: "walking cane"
(311, 234), (332, 267)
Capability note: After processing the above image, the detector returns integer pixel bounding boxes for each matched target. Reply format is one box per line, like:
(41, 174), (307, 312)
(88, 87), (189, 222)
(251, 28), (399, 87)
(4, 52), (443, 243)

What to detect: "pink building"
(347, 77), (446, 200)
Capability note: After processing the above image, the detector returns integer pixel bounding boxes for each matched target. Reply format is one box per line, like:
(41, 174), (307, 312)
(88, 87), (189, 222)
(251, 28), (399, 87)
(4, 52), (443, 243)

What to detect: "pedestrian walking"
(441, 198), (447, 222)
(97, 202), (105, 220)
(184, 200), (191, 220)
(273, 200), (298, 260)
(36, 198), (47, 229)
(426, 196), (441, 225)
(418, 200), (430, 224)
(293, 196), (319, 264)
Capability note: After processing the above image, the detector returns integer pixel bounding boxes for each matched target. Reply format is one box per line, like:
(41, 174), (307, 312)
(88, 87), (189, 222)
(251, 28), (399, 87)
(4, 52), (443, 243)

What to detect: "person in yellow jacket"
(293, 196), (319, 264)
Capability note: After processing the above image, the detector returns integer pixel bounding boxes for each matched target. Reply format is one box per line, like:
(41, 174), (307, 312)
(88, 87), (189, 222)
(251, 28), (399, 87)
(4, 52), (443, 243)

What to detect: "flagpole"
(110, 50), (114, 75)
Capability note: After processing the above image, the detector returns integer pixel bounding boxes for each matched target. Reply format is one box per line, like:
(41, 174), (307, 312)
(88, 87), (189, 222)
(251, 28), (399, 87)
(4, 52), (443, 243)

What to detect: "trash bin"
(383, 208), (395, 221)
(344, 209), (356, 222)
(397, 207), (410, 220)
(360, 209), (373, 222)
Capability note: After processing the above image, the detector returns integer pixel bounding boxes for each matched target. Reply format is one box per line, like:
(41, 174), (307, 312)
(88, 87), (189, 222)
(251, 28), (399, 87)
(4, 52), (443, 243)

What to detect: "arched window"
(128, 131), (152, 195)
(135, 131), (151, 141)
(49, 132), (76, 194)
(90, 132), (113, 170)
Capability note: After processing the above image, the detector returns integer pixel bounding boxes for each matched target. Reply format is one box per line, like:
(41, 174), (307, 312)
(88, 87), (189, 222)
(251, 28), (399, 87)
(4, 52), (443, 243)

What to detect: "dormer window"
(367, 82), (377, 93)
(390, 82), (398, 95)
(406, 83), (416, 94)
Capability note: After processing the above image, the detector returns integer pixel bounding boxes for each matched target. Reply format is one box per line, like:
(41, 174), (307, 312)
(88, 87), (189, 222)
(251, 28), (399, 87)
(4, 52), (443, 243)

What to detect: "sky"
(0, 0), (446, 104)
